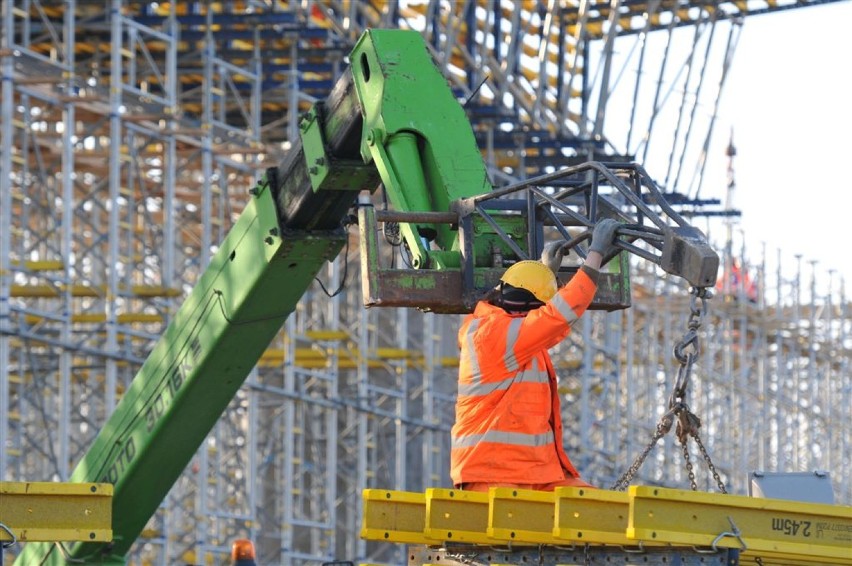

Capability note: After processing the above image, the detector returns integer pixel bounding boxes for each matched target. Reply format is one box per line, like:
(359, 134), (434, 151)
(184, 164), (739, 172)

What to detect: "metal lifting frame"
(361, 160), (718, 314)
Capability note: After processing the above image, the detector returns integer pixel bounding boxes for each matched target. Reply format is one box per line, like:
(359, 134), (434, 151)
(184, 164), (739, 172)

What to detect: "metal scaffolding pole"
(0, 0), (14, 486)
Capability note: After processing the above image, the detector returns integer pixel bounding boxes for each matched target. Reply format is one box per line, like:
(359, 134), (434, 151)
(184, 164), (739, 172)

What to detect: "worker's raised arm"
(508, 219), (624, 364)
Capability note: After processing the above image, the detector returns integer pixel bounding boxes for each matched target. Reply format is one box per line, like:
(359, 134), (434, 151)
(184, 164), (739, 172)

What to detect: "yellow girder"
(9, 284), (181, 298)
(360, 485), (852, 565)
(361, 489), (443, 545)
(629, 486), (852, 565)
(0, 481), (113, 543)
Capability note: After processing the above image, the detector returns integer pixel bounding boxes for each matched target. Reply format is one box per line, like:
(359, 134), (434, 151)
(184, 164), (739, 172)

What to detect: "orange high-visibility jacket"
(450, 268), (598, 486)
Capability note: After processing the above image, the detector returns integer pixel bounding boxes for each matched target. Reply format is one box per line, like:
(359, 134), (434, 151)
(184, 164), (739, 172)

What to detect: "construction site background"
(1, 2), (849, 565)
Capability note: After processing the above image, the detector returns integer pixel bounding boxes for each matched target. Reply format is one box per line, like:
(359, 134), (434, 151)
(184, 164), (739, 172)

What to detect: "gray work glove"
(588, 218), (622, 256)
(541, 241), (569, 275)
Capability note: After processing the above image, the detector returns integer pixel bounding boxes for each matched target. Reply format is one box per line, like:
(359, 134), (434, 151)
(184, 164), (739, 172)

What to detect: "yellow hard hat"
(500, 260), (558, 302)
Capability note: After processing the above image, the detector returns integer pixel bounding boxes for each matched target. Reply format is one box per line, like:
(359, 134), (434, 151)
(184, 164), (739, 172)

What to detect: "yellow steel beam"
(628, 486), (852, 564)
(9, 284), (181, 298)
(487, 488), (557, 544)
(360, 489), (442, 545)
(361, 485), (847, 565)
(7, 259), (65, 271)
(0, 481), (113, 542)
(554, 486), (641, 546)
(259, 347), (460, 370)
(737, 556), (843, 566)
(258, 348), (388, 369)
(24, 313), (164, 325)
(304, 329), (350, 341)
(424, 488), (494, 544)
(374, 347), (417, 360)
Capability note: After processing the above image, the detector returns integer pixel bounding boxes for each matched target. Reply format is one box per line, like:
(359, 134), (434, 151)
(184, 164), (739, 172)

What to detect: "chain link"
(610, 409), (672, 491)
(693, 431), (728, 494)
(680, 435), (697, 491)
(612, 287), (728, 494)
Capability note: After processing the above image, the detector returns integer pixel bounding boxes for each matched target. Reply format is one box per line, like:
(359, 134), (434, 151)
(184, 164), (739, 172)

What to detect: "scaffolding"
(1, 2), (850, 565)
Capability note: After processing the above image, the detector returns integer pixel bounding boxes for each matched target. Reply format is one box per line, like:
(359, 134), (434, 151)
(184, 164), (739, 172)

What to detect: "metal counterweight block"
(0, 481), (113, 542)
(627, 486), (852, 565)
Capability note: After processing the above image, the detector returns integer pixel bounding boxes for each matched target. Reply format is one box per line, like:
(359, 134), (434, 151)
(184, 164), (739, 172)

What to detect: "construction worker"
(450, 219), (622, 492)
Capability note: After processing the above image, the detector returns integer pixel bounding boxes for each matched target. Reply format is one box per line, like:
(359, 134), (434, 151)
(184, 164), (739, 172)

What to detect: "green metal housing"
(349, 29), (493, 269)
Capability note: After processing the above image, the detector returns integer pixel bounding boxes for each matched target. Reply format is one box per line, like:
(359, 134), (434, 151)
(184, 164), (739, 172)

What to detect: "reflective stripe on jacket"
(450, 268), (598, 486)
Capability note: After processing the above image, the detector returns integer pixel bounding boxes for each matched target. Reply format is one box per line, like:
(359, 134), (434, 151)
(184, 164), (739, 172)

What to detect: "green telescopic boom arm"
(15, 28), (467, 566)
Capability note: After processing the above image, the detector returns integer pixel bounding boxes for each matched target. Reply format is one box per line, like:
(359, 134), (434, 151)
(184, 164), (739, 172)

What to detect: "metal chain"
(444, 551), (478, 564)
(612, 287), (727, 493)
(693, 430), (728, 494)
(610, 410), (671, 491)
(679, 435), (698, 491)
(670, 289), (706, 408)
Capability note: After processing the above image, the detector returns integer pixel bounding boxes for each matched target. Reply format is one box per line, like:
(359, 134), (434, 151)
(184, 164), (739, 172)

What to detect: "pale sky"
(697, 1), (852, 297)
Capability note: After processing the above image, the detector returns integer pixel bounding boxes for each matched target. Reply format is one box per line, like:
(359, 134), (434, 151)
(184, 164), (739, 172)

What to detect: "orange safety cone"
(230, 539), (257, 566)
